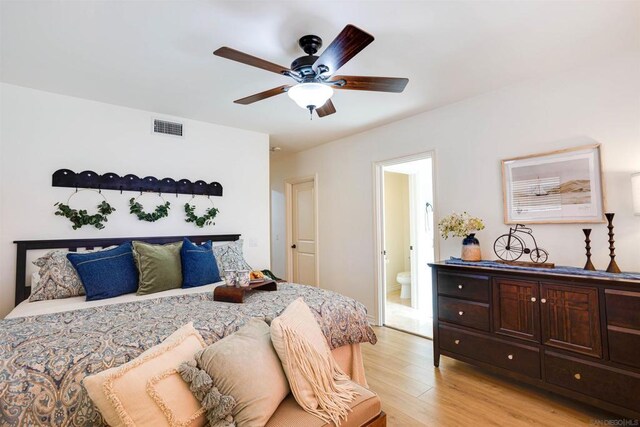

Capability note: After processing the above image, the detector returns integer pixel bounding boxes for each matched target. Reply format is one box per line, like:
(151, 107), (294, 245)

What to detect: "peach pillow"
(83, 323), (206, 427)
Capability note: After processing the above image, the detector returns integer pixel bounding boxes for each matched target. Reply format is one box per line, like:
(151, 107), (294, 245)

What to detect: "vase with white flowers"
(439, 212), (486, 261)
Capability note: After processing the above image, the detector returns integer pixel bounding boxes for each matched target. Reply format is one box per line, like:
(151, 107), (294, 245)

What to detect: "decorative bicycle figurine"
(493, 224), (549, 263)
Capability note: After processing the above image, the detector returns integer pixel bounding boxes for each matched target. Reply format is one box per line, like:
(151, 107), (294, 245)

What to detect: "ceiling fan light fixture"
(287, 83), (333, 110)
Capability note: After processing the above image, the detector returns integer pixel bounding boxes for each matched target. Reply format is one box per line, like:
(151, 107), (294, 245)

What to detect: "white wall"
(271, 55), (640, 319)
(0, 83), (270, 317)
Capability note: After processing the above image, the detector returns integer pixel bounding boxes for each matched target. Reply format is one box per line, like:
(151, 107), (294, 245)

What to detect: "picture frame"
(501, 144), (605, 224)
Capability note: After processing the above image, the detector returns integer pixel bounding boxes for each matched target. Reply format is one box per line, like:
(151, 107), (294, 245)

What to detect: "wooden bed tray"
(214, 279), (277, 303)
(13, 234), (240, 306)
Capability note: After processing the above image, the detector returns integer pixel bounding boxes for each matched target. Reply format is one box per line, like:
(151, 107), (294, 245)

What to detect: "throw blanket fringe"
(281, 325), (359, 426)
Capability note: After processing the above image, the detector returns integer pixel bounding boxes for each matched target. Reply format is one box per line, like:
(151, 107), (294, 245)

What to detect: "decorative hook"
(98, 184), (102, 194)
(119, 185), (123, 195)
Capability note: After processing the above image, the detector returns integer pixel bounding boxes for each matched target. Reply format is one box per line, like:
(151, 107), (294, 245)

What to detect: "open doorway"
(375, 153), (436, 338)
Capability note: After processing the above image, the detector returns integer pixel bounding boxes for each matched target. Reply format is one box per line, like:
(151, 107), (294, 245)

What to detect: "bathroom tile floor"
(385, 289), (433, 338)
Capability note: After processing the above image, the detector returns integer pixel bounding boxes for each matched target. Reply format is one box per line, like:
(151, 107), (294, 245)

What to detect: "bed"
(0, 235), (377, 427)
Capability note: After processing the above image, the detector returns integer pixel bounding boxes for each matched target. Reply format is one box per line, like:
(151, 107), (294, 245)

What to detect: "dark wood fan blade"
(214, 47), (290, 75)
(331, 75), (409, 93)
(234, 85), (291, 105)
(313, 25), (374, 75)
(316, 99), (336, 117)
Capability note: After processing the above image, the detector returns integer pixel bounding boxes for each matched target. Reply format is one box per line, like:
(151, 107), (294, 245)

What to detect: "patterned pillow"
(212, 240), (252, 272)
(30, 250), (85, 302)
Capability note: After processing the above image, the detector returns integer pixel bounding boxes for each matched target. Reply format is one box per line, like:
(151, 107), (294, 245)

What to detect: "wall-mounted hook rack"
(52, 169), (223, 197)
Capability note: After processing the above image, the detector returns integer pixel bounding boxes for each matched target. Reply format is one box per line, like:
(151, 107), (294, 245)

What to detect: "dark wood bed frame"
(13, 234), (241, 306)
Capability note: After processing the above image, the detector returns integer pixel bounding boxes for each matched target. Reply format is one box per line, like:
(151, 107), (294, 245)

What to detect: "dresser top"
(430, 258), (640, 287)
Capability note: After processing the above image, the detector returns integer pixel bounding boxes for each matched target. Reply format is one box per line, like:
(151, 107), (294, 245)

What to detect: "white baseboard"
(367, 314), (379, 326)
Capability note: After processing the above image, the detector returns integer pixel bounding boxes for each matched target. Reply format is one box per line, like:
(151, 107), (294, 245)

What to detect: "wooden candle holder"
(605, 213), (621, 274)
(583, 229), (596, 271)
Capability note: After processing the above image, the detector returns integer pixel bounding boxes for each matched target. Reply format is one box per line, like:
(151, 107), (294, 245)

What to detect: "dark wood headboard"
(13, 234), (240, 306)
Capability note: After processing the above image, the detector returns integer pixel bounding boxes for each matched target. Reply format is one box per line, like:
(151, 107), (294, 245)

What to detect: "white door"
(291, 180), (317, 285)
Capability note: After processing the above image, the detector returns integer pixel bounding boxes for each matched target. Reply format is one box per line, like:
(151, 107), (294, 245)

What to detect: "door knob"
(574, 373), (581, 380)
(291, 244), (297, 249)
(541, 298), (547, 303)
(454, 339), (460, 345)
(531, 297), (536, 302)
(458, 284), (464, 290)
(507, 354), (514, 360)
(458, 311), (464, 316)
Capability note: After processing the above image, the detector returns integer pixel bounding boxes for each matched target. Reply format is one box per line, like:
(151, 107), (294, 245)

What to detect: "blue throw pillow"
(181, 238), (221, 288)
(67, 242), (139, 300)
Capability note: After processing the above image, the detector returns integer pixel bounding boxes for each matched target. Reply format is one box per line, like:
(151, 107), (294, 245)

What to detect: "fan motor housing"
(291, 55), (318, 76)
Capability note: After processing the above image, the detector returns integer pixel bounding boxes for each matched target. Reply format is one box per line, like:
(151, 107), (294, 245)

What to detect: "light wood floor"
(361, 326), (614, 426)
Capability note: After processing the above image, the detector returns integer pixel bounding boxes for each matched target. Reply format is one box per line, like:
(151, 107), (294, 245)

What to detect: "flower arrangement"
(439, 212), (485, 239)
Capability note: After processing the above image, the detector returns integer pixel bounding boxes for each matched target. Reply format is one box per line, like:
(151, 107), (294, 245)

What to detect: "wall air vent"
(152, 118), (183, 137)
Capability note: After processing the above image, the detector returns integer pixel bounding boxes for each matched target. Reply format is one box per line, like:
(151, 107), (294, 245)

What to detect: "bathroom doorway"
(374, 152), (436, 338)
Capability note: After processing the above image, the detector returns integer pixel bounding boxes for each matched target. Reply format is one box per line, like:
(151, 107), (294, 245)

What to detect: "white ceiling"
(2, 1), (639, 152)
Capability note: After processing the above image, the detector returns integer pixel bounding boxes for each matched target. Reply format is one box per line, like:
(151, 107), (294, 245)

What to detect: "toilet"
(396, 271), (411, 299)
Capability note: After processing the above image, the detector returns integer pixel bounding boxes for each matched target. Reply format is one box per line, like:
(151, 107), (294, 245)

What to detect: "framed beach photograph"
(502, 145), (605, 224)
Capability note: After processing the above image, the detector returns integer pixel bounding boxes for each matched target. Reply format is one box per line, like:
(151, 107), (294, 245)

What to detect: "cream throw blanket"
(271, 298), (359, 426)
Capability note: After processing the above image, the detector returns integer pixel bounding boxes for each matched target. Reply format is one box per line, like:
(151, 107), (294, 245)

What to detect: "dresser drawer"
(440, 324), (540, 379)
(606, 290), (640, 330)
(544, 351), (640, 412)
(438, 272), (489, 302)
(438, 296), (490, 331)
(608, 326), (640, 369)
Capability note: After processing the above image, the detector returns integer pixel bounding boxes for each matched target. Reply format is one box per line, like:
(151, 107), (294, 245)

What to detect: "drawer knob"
(541, 298), (547, 304)
(507, 354), (514, 360)
(454, 339), (460, 345)
(458, 284), (464, 290)
(530, 297), (536, 302)
(458, 311), (464, 316)
(574, 373), (581, 380)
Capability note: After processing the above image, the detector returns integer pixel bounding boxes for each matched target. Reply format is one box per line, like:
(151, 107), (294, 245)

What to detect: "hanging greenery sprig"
(184, 199), (219, 228)
(129, 197), (170, 222)
(55, 190), (116, 230)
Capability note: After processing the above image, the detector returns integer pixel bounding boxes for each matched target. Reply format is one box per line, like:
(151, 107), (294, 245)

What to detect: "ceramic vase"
(461, 233), (482, 262)
(237, 270), (251, 287)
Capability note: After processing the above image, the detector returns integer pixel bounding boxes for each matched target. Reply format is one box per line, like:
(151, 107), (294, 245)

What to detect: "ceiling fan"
(213, 24), (409, 118)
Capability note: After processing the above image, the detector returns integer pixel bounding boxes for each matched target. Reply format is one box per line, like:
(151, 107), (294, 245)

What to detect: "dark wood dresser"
(431, 262), (640, 419)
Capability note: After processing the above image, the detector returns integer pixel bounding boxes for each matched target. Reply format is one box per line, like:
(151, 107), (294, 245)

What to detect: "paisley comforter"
(0, 283), (376, 426)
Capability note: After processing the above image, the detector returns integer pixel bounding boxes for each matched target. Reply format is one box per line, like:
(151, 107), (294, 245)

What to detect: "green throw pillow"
(132, 241), (183, 295)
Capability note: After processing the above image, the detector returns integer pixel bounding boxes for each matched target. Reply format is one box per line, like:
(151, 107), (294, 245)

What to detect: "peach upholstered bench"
(265, 380), (385, 427)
